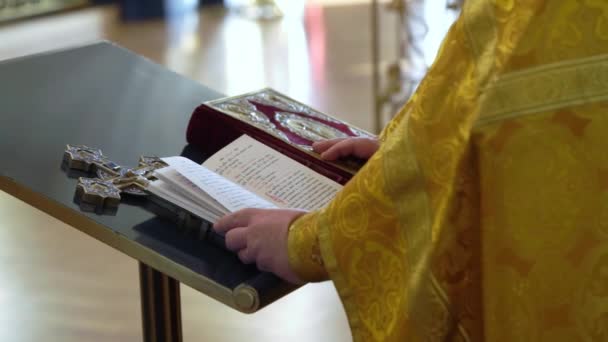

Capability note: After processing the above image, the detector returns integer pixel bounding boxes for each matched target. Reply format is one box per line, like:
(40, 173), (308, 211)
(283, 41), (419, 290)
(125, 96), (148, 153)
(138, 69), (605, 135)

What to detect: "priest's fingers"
(312, 138), (347, 153)
(225, 227), (248, 251)
(214, 208), (257, 233)
(238, 248), (255, 264)
(321, 138), (378, 161)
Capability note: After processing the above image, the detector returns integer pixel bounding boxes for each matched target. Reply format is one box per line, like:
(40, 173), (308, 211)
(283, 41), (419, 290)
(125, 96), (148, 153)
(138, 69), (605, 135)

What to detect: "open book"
(148, 135), (343, 223)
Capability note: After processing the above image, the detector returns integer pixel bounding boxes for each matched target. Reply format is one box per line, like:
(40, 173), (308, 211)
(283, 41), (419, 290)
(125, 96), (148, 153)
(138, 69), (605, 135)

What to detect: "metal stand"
(139, 262), (183, 342)
(370, 0), (463, 132)
(371, 0), (428, 133)
(232, 0), (283, 20)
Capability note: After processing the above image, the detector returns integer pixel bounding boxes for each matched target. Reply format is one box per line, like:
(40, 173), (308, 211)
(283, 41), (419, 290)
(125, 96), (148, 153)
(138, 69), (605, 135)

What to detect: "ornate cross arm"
(63, 145), (168, 212)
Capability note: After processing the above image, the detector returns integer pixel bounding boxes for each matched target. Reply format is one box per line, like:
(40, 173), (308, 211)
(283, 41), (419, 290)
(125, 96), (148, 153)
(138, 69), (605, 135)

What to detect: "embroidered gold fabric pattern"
(287, 1), (608, 340)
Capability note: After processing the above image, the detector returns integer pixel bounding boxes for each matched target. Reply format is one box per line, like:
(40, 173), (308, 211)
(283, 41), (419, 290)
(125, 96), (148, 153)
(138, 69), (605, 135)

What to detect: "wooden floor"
(0, 1), (455, 340)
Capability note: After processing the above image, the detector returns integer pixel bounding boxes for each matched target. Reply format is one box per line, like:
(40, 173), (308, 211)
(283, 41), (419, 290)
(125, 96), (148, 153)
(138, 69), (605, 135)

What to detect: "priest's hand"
(312, 137), (379, 161)
(213, 208), (307, 285)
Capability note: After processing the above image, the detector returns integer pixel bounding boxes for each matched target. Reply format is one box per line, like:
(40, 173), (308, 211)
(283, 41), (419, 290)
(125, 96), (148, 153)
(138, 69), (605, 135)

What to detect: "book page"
(154, 167), (228, 215)
(161, 156), (277, 213)
(202, 135), (342, 211)
(154, 167), (226, 216)
(147, 178), (224, 222)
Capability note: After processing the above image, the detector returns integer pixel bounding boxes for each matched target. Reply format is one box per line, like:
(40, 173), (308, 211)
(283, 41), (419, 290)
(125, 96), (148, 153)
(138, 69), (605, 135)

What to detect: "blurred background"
(0, 0), (459, 340)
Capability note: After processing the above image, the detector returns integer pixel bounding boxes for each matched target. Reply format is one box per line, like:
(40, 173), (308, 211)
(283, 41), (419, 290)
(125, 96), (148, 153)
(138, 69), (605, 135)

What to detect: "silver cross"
(63, 145), (167, 211)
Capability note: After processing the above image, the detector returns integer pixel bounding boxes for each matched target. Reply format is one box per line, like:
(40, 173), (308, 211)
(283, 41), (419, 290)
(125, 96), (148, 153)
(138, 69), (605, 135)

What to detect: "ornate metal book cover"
(193, 88), (375, 177)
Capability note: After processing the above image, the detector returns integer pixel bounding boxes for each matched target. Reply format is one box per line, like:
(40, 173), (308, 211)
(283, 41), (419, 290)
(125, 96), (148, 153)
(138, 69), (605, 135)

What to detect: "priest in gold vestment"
(214, 0), (608, 340)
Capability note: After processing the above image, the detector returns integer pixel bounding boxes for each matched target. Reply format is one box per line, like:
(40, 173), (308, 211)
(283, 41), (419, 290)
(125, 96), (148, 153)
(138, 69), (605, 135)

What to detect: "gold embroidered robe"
(288, 1), (608, 340)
